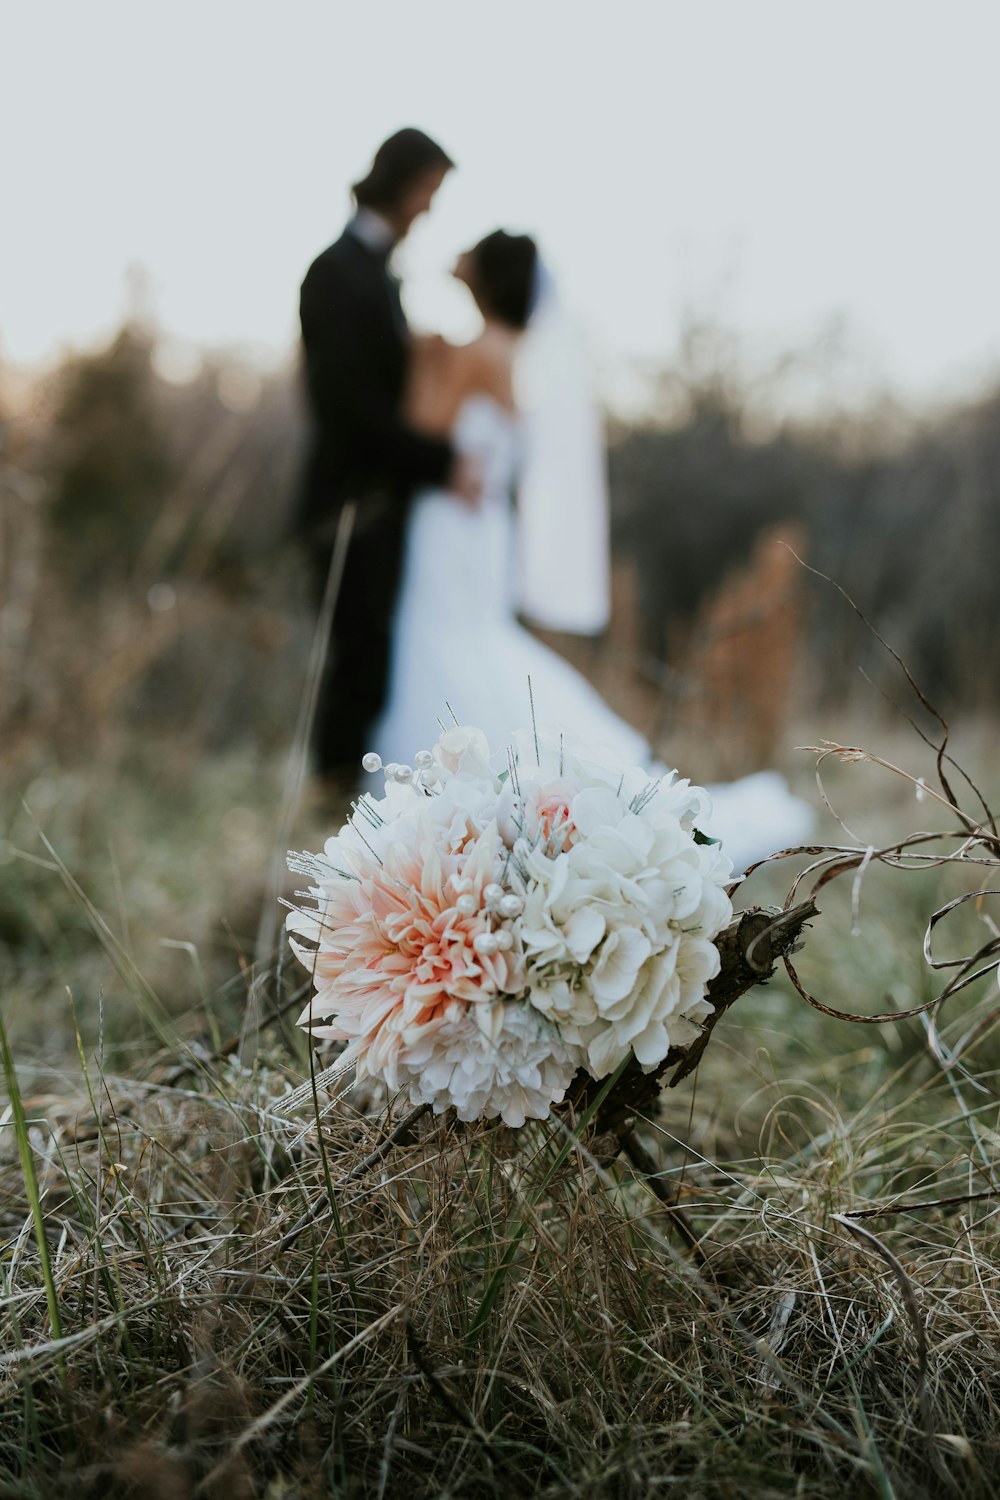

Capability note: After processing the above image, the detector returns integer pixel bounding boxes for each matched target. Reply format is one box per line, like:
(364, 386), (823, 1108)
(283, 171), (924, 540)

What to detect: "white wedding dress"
(372, 395), (813, 872)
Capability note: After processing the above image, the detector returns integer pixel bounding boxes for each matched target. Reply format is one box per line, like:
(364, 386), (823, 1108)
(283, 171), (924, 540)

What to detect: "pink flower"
(497, 776), (583, 853)
(535, 781), (581, 851)
(293, 816), (522, 1089)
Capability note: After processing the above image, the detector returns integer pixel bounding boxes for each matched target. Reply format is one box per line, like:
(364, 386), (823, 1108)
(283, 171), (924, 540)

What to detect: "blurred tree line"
(3, 315), (998, 768)
(611, 333), (1000, 715)
(1, 321), (308, 759)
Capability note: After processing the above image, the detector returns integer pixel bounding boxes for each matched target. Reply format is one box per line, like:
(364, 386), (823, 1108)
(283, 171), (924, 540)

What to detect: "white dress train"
(372, 396), (813, 873)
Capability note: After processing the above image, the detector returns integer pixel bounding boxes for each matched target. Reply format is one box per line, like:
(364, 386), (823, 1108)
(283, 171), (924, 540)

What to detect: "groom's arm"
(300, 269), (453, 493)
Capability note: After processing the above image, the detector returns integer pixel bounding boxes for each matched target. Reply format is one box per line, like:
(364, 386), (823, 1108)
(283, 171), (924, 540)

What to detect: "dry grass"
(3, 725), (1000, 1498)
(4, 413), (1000, 1492)
(2, 1014), (999, 1497)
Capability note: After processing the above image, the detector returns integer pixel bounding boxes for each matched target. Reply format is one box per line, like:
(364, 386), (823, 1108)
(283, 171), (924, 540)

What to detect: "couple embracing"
(296, 127), (627, 785)
(296, 128), (814, 870)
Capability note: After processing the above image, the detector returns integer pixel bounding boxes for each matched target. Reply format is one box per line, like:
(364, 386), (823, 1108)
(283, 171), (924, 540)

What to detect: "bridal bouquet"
(287, 726), (734, 1128)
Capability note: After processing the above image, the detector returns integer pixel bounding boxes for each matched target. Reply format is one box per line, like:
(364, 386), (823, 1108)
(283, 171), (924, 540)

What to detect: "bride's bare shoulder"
(450, 333), (515, 409)
(407, 333), (513, 432)
(406, 335), (462, 431)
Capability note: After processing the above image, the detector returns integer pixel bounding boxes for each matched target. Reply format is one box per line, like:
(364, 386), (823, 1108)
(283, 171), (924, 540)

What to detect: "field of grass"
(2, 700), (1000, 1499)
(7, 310), (1000, 1496)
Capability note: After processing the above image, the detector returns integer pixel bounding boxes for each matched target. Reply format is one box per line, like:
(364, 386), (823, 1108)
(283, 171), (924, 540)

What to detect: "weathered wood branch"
(669, 899), (819, 1089)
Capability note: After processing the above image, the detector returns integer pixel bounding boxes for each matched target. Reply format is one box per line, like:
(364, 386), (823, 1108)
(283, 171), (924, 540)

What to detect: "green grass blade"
(0, 1008), (64, 1364)
(465, 1060), (629, 1348)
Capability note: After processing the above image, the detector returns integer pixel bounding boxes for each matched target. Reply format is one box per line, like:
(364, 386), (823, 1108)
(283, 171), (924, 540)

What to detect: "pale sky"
(5, 0), (1000, 410)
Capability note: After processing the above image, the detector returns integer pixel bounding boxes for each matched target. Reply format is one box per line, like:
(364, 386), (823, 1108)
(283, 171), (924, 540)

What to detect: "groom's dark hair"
(352, 128), (454, 212)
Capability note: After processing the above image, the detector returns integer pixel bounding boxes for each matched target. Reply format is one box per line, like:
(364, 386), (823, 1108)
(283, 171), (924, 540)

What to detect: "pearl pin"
(474, 932), (499, 955)
(414, 750), (434, 769)
(456, 894), (478, 916)
(483, 883), (505, 908)
(499, 894), (524, 918)
(361, 752), (382, 773)
(494, 929), (513, 951)
(393, 765), (414, 784)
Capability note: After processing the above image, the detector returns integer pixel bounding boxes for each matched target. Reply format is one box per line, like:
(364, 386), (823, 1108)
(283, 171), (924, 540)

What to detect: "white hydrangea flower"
(500, 728), (733, 1077)
(392, 999), (581, 1128)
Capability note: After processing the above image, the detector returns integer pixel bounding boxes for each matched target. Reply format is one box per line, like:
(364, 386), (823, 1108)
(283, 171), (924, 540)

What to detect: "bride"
(371, 231), (812, 872)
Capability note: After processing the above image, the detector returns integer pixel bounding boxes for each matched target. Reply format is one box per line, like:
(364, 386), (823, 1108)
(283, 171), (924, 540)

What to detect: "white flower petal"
(591, 928), (653, 1005)
(563, 906), (606, 963)
(569, 786), (623, 836)
(632, 1020), (670, 1068)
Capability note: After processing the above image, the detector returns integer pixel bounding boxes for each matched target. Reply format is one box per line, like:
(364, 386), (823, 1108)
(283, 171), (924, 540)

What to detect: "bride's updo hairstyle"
(469, 231), (539, 331)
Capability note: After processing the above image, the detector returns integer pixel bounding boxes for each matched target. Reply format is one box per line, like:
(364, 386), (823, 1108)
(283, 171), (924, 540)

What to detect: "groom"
(297, 127), (476, 784)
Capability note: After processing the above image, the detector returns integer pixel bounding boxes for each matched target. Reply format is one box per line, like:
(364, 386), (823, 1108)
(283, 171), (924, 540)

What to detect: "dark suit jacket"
(297, 228), (452, 538)
(295, 225), (453, 772)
